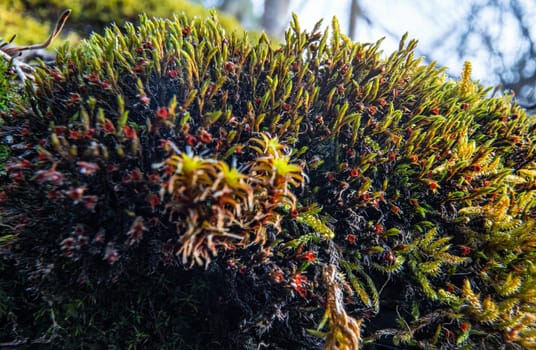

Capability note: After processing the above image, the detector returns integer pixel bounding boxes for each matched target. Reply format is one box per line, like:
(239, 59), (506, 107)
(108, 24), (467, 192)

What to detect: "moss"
(0, 12), (535, 350)
(0, 2), (52, 46)
(7, 0), (246, 42)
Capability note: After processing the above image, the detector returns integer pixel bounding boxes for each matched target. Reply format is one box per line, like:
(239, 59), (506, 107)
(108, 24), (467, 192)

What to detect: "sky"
(249, 0), (530, 91)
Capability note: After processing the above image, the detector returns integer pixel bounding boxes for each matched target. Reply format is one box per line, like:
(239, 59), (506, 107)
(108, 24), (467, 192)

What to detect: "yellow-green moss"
(8, 0), (246, 39)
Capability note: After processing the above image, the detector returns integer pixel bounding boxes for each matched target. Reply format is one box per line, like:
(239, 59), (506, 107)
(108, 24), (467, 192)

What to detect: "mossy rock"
(0, 2), (61, 47)
(1, 12), (535, 350)
(7, 0), (245, 42)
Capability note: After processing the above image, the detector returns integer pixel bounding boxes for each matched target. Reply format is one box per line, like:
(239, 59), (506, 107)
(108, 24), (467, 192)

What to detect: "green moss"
(0, 2), (51, 46)
(1, 12), (535, 350)
(8, 0), (246, 41)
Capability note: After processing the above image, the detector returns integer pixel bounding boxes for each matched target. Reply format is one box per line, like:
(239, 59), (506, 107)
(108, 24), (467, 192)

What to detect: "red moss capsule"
(129, 169), (143, 182)
(224, 61), (235, 72)
(102, 119), (116, 134)
(272, 271), (284, 283)
(384, 251), (395, 263)
(350, 168), (359, 177)
(68, 187), (85, 202)
(69, 130), (81, 140)
(61, 237), (76, 251)
(142, 41), (154, 50)
(84, 73), (100, 83)
(127, 217), (147, 245)
(156, 107), (169, 119)
(374, 224), (383, 234)
(182, 27), (191, 36)
(199, 130), (212, 143)
(185, 135), (197, 146)
(123, 125), (137, 139)
(82, 196), (98, 211)
(47, 190), (61, 200)
(346, 234), (356, 244)
(300, 250), (316, 262)
(458, 245), (471, 256)
(291, 273), (308, 297)
(78, 162), (100, 175)
(104, 246), (119, 264)
(37, 152), (48, 161)
(50, 69), (64, 82)
(84, 128), (95, 138)
(140, 95), (150, 105)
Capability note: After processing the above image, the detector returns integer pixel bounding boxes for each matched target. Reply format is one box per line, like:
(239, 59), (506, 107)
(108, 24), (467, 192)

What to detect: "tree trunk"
(220, 0), (251, 23)
(262, 0), (291, 38)
(348, 0), (361, 40)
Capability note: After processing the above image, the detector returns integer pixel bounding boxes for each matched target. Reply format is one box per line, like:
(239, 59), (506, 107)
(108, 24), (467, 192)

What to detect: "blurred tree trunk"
(219, 0), (252, 24)
(262, 0), (290, 38)
(348, 0), (361, 40)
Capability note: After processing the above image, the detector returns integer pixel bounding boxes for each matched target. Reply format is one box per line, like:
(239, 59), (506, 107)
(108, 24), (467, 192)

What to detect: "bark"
(348, 0), (361, 41)
(262, 0), (291, 38)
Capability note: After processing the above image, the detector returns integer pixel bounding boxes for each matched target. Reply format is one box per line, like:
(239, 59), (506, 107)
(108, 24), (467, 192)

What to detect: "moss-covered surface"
(0, 13), (535, 349)
(3, 0), (246, 46)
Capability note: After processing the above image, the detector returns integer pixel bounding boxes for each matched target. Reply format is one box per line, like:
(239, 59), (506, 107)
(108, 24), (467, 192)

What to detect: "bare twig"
(1, 9), (71, 82)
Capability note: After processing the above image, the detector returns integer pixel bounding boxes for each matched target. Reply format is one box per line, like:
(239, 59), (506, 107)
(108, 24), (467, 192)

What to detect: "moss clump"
(1, 12), (535, 349)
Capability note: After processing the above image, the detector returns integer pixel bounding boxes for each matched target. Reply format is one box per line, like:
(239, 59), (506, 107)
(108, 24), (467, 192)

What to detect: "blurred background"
(3, 0), (536, 107)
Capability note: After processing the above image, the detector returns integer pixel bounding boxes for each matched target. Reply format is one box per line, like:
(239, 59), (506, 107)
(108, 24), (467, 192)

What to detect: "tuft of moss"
(1, 12), (535, 350)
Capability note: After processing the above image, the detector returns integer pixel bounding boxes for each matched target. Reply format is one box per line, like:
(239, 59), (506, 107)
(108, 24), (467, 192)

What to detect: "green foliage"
(0, 59), (14, 174)
(0, 11), (535, 350)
